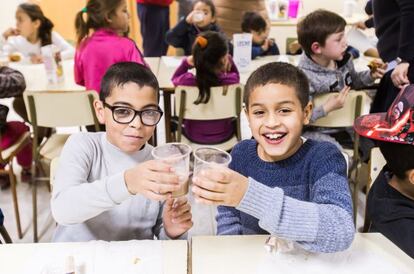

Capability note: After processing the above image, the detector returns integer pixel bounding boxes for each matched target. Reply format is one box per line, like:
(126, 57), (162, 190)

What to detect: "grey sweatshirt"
(298, 53), (374, 122)
(51, 132), (171, 242)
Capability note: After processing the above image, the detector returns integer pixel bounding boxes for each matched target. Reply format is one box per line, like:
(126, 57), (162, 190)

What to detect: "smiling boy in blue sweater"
(192, 62), (355, 253)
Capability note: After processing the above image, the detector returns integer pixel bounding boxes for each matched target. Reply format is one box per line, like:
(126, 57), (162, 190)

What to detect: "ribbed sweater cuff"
(236, 177), (284, 222)
(158, 227), (188, 240)
(105, 172), (131, 204)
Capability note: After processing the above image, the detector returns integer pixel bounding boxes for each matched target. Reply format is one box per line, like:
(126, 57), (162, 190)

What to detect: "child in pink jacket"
(74, 0), (146, 93)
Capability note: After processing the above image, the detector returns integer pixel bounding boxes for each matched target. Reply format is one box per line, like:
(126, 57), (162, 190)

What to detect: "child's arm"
(51, 134), (180, 225)
(165, 18), (190, 49)
(171, 57), (196, 86)
(251, 45), (264, 59)
(51, 31), (75, 60)
(220, 55), (240, 84)
(310, 85), (351, 122)
(347, 60), (379, 89)
(267, 39), (280, 56)
(193, 144), (354, 252)
(74, 50), (85, 86)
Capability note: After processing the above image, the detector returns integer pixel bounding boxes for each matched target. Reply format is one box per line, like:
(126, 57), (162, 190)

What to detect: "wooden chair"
(174, 84), (243, 152)
(309, 91), (369, 223)
(362, 147), (386, 232)
(0, 130), (30, 239)
(0, 208), (12, 243)
(24, 90), (100, 242)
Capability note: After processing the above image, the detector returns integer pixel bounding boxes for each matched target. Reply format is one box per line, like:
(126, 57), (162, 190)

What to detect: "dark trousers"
(137, 4), (169, 57)
(371, 63), (414, 113)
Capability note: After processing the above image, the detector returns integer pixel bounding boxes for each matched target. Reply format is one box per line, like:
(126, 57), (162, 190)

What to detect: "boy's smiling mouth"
(263, 132), (287, 144)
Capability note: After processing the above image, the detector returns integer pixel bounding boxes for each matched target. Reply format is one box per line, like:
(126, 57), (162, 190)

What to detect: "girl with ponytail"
(2, 3), (74, 63)
(74, 0), (146, 94)
(171, 30), (240, 144)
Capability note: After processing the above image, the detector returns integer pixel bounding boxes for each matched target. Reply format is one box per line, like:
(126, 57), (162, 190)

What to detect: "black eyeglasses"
(103, 102), (163, 126)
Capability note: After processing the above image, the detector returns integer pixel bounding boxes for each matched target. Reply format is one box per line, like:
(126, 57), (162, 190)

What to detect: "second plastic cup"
(193, 147), (232, 177)
(152, 143), (192, 198)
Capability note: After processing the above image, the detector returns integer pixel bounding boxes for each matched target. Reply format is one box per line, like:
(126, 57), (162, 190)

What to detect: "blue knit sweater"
(216, 139), (355, 253)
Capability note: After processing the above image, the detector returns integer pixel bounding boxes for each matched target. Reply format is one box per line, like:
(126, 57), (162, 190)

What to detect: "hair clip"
(81, 7), (87, 13)
(196, 36), (208, 49)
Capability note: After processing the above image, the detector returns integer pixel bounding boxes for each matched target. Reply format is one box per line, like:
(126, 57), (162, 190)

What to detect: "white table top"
(191, 233), (414, 274)
(156, 55), (371, 90)
(9, 59), (84, 92)
(0, 240), (187, 274)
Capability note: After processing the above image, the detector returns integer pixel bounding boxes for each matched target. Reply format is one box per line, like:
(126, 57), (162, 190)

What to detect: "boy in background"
(297, 9), (384, 123)
(241, 12), (279, 59)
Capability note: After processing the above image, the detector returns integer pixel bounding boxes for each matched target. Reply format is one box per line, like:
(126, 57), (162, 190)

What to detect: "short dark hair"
(100, 62), (159, 102)
(244, 62), (309, 108)
(193, 0), (216, 17)
(241, 12), (267, 33)
(297, 9), (346, 56)
(379, 141), (414, 180)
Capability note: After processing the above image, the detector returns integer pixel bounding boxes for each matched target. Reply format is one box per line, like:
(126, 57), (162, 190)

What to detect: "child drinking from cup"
(166, 0), (225, 55)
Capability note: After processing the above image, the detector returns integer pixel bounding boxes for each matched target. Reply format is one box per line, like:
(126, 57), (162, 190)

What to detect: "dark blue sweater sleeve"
(165, 18), (190, 49)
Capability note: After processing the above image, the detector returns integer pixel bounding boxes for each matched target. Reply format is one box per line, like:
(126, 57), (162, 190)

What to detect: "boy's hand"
(322, 86), (351, 114)
(368, 59), (386, 79)
(163, 197), (193, 239)
(124, 160), (180, 201)
(185, 11), (195, 24)
(261, 39), (270, 52)
(3, 28), (19, 40)
(391, 62), (410, 89)
(354, 21), (367, 30)
(192, 167), (248, 207)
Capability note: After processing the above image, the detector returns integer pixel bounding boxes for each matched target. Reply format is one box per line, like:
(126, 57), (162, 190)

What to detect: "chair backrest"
(174, 84), (243, 120)
(310, 91), (368, 128)
(23, 90), (100, 129)
(368, 147), (386, 191)
(50, 157), (59, 189)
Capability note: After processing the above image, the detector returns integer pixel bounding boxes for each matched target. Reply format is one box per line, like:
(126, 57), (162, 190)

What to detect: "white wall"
(0, 0), (24, 33)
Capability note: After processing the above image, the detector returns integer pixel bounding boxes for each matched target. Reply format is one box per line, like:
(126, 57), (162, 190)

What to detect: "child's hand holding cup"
(192, 147), (248, 206)
(152, 143), (192, 198)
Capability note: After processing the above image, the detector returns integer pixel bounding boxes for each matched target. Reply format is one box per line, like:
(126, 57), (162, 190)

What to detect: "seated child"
(0, 66), (32, 189)
(297, 9), (384, 123)
(241, 11), (279, 59)
(171, 31), (240, 144)
(166, 0), (224, 56)
(354, 84), (414, 258)
(297, 9), (385, 149)
(192, 62), (355, 252)
(51, 62), (193, 242)
(2, 3), (74, 63)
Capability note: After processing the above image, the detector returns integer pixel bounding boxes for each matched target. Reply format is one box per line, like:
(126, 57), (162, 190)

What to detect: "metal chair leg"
(32, 174), (38, 243)
(8, 165), (22, 239)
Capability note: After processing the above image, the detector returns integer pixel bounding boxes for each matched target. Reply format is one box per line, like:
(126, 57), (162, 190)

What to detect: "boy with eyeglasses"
(51, 62), (193, 242)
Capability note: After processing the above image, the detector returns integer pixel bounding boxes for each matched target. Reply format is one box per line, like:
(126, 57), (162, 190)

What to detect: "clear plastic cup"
(193, 11), (205, 23)
(193, 147), (232, 177)
(152, 143), (192, 197)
